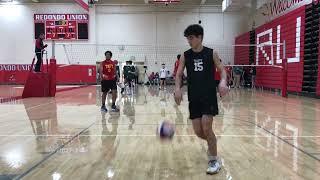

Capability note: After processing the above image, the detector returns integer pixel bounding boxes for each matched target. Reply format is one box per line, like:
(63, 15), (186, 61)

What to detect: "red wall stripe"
(234, 32), (250, 65)
(235, 6), (306, 92)
(0, 64), (96, 85)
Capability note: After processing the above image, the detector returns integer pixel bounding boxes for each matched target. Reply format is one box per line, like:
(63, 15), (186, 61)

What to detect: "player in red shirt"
(173, 54), (184, 87)
(34, 33), (48, 72)
(214, 59), (222, 87)
(173, 54), (181, 78)
(100, 51), (119, 112)
(215, 68), (221, 86)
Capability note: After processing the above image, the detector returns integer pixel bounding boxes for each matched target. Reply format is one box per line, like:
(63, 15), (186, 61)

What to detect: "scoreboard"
(34, 14), (89, 40)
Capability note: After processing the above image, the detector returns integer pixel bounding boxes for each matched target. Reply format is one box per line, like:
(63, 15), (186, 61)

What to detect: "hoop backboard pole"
(281, 40), (288, 98)
(50, 40), (57, 97)
(52, 40), (55, 59)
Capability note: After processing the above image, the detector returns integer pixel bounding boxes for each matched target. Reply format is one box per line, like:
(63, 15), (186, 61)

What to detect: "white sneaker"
(206, 159), (221, 174)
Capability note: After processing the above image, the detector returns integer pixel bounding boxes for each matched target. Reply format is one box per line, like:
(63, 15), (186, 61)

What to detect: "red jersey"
(225, 66), (232, 74)
(214, 68), (221, 80)
(173, 59), (180, 77)
(101, 60), (116, 80)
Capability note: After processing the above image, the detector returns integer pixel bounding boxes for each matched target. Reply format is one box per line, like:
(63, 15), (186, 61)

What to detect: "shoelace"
(208, 160), (217, 168)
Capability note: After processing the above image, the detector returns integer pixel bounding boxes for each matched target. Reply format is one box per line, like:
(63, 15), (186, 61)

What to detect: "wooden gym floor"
(0, 85), (319, 180)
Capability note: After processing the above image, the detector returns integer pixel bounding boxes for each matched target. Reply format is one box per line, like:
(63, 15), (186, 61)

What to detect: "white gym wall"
(0, 3), (249, 73)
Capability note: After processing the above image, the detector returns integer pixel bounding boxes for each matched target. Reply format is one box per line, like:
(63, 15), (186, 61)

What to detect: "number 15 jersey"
(184, 46), (217, 102)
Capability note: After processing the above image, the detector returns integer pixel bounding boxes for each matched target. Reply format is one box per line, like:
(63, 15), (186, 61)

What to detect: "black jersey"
(184, 46), (217, 102)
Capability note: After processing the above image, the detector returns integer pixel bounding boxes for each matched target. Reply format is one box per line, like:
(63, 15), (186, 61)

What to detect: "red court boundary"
(0, 85), (91, 104)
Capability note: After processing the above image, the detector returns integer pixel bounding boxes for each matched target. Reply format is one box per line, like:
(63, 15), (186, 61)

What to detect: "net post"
(281, 58), (288, 97)
(281, 41), (287, 98)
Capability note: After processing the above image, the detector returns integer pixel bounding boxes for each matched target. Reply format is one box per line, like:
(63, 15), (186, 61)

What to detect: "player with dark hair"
(173, 54), (184, 87)
(100, 51), (119, 112)
(159, 63), (168, 90)
(123, 61), (136, 94)
(174, 24), (228, 174)
(34, 33), (48, 72)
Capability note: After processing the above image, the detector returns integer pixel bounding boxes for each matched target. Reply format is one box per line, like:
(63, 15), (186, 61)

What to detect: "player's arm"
(122, 67), (125, 78)
(113, 64), (117, 80)
(213, 51), (227, 82)
(40, 40), (48, 49)
(100, 63), (104, 80)
(175, 54), (185, 90)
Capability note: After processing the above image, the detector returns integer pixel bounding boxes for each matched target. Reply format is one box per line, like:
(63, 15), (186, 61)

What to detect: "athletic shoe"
(111, 105), (120, 112)
(101, 106), (108, 112)
(206, 159), (221, 174)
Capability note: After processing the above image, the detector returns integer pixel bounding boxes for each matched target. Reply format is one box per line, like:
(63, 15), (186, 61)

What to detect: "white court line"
(13, 85), (80, 89)
(0, 134), (319, 138)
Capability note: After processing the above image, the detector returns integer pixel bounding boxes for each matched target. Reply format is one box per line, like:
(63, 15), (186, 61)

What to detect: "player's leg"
(35, 53), (42, 72)
(101, 80), (109, 112)
(111, 80), (119, 112)
(121, 77), (127, 94)
(135, 75), (138, 84)
(201, 100), (221, 174)
(201, 115), (217, 157)
(252, 75), (256, 88)
(160, 79), (164, 90)
(201, 115), (221, 174)
(124, 77), (129, 94)
(235, 74), (240, 88)
(192, 119), (206, 140)
(127, 78), (132, 94)
(189, 101), (206, 139)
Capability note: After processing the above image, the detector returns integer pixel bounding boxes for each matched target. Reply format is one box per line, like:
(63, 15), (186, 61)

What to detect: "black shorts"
(189, 100), (219, 119)
(125, 76), (133, 82)
(215, 80), (220, 87)
(101, 80), (117, 93)
(160, 78), (166, 81)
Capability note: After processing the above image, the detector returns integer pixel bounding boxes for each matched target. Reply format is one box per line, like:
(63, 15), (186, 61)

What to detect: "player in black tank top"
(174, 24), (228, 175)
(184, 46), (218, 112)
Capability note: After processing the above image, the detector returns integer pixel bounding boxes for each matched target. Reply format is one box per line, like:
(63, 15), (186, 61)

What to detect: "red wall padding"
(245, 6), (305, 92)
(255, 66), (283, 89)
(0, 64), (96, 85)
(56, 65), (96, 84)
(234, 32), (250, 65)
(0, 65), (31, 84)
